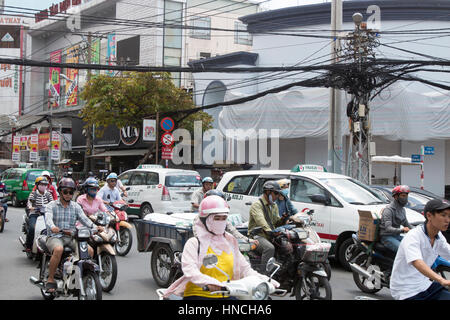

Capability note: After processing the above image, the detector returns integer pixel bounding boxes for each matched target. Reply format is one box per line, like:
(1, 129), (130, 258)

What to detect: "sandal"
(45, 281), (57, 293)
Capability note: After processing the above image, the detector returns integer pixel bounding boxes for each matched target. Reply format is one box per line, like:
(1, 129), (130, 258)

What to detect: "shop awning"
(371, 155), (422, 166)
(90, 149), (149, 158)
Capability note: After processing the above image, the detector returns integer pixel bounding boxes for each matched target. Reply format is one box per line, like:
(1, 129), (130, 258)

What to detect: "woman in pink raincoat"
(163, 195), (276, 300)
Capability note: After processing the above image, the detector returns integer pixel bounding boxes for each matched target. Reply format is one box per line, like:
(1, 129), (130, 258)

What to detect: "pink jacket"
(163, 217), (264, 298)
(76, 194), (108, 216)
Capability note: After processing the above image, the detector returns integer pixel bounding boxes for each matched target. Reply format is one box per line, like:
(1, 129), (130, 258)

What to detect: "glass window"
(164, 1), (183, 49)
(234, 21), (252, 45)
(118, 172), (131, 186)
(165, 175), (201, 187)
(146, 172), (159, 185)
(249, 177), (287, 196)
(290, 178), (340, 206)
(190, 16), (211, 40)
(129, 172), (147, 186)
(320, 178), (384, 205)
(225, 175), (256, 195)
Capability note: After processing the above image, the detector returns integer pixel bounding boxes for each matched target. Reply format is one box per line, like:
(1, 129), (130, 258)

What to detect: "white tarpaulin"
(371, 155), (421, 166)
(218, 83), (450, 141)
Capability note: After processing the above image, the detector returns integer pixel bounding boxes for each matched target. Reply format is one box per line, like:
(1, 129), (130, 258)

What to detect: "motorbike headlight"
(252, 282), (269, 300)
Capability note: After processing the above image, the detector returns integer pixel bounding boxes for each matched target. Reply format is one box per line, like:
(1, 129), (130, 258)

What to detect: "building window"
(199, 52), (211, 59)
(190, 16), (211, 40)
(234, 21), (252, 46)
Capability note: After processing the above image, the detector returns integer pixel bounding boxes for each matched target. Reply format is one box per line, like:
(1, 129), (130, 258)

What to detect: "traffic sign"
(161, 146), (173, 160)
(424, 146), (434, 155)
(160, 117), (175, 132)
(161, 132), (174, 146)
(411, 154), (421, 163)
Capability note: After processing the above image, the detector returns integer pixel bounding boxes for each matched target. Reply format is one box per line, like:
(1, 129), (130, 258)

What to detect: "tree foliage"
(79, 72), (213, 135)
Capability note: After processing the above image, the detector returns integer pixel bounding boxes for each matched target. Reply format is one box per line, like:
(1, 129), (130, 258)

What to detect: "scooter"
(19, 206), (47, 260)
(156, 256), (287, 300)
(30, 228), (103, 300)
(108, 199), (133, 256)
(89, 211), (118, 292)
(0, 198), (8, 233)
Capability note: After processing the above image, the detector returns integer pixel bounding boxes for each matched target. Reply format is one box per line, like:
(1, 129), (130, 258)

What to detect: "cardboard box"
(358, 210), (380, 242)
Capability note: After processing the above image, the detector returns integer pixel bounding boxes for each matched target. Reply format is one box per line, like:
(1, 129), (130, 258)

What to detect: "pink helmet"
(198, 195), (229, 218)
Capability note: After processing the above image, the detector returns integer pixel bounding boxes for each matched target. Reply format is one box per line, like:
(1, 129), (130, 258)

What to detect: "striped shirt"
(45, 199), (95, 238)
(27, 190), (53, 210)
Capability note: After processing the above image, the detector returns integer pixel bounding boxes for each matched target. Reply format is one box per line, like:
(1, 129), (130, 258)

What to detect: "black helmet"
(58, 177), (76, 191)
(204, 189), (226, 200)
(263, 180), (282, 193)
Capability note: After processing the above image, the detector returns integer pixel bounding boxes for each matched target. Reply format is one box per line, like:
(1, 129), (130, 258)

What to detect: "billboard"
(65, 45), (79, 106)
(48, 49), (61, 108)
(0, 48), (20, 115)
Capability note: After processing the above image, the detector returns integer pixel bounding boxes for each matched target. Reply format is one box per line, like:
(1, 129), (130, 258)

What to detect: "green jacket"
(248, 196), (284, 240)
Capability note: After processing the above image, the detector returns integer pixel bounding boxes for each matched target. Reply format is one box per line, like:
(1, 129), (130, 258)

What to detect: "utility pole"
(84, 32), (93, 173)
(344, 13), (379, 184)
(328, 0), (343, 174)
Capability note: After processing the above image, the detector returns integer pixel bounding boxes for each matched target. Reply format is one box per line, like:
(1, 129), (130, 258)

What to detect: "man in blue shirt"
(98, 173), (122, 209)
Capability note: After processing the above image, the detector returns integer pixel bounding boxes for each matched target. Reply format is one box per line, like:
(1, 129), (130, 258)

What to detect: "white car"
(118, 165), (202, 218)
(216, 164), (425, 270)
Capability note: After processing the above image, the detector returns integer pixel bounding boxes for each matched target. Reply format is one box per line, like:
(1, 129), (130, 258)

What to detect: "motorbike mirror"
(128, 199), (134, 203)
(203, 254), (218, 269)
(266, 257), (281, 279)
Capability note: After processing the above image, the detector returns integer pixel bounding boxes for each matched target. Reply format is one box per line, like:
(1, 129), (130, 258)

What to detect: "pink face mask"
(38, 185), (47, 193)
(206, 215), (228, 235)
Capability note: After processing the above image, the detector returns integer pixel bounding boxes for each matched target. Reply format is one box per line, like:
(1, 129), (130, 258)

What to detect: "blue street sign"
(160, 117), (175, 132)
(411, 154), (421, 163)
(424, 146), (434, 155)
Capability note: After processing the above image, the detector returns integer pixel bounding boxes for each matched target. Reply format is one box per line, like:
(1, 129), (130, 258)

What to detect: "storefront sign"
(120, 126), (140, 146)
(35, 0), (82, 23)
(29, 134), (38, 162)
(12, 136), (20, 162)
(107, 33), (116, 76)
(51, 131), (61, 161)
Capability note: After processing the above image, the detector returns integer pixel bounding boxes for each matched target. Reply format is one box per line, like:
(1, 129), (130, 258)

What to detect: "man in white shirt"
(390, 199), (450, 300)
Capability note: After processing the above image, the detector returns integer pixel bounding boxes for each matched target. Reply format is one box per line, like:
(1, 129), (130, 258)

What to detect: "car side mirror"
(126, 187), (130, 191)
(310, 194), (330, 205)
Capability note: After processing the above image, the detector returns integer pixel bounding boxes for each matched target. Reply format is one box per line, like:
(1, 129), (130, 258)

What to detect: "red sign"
(161, 147), (173, 160)
(161, 132), (174, 146)
(35, 0), (82, 23)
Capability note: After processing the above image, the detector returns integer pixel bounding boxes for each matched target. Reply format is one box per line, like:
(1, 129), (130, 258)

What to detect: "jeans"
(25, 214), (38, 249)
(254, 235), (275, 274)
(380, 234), (403, 253)
(406, 282), (450, 300)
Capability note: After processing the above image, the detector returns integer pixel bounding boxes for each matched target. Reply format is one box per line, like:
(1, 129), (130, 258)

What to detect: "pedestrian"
(390, 199), (450, 300)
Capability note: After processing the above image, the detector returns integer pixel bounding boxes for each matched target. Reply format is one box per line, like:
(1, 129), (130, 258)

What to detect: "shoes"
(4, 218), (9, 222)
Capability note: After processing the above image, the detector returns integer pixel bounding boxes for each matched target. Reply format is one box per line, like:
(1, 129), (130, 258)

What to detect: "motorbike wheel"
(352, 254), (383, 294)
(338, 237), (356, 271)
(115, 227), (133, 256)
(0, 210), (4, 233)
(295, 274), (332, 300)
(79, 269), (102, 300)
(151, 243), (175, 288)
(99, 253), (118, 292)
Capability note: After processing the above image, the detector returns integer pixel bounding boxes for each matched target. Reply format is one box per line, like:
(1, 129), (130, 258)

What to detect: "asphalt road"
(0, 206), (393, 300)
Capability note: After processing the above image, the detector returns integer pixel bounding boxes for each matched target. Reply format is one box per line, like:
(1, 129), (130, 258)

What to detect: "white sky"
(6, 0), (328, 12)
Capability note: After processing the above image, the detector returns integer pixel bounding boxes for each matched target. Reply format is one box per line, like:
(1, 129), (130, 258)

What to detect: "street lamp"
(352, 12), (363, 26)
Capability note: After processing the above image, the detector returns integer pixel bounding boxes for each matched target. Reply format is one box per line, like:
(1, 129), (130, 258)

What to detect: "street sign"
(160, 117), (175, 132)
(411, 154), (421, 163)
(161, 146), (173, 160)
(424, 146), (434, 155)
(161, 132), (174, 146)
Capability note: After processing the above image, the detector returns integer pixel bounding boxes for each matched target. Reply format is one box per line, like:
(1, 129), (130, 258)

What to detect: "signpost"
(160, 117), (175, 167)
(411, 154), (421, 163)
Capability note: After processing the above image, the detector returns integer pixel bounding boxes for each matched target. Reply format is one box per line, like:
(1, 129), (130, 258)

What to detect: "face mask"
(38, 185), (47, 193)
(397, 197), (408, 207)
(206, 215), (227, 235)
(87, 190), (97, 198)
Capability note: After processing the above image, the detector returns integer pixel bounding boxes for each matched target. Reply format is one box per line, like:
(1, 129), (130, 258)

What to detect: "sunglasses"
(108, 179), (117, 182)
(61, 189), (74, 195)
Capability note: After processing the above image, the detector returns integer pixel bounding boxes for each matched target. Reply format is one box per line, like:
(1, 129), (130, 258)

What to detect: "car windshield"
(409, 192), (432, 206)
(320, 178), (385, 205)
(27, 171), (55, 182)
(165, 174), (202, 187)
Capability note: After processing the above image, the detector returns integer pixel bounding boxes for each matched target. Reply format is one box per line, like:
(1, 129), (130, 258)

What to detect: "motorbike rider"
(276, 188), (298, 217)
(390, 199), (450, 300)
(191, 177), (214, 212)
(76, 177), (110, 217)
(97, 173), (122, 209)
(379, 185), (414, 253)
(248, 180), (290, 273)
(44, 177), (100, 293)
(25, 177), (54, 252)
(163, 195), (276, 300)
(0, 181), (10, 222)
(32, 171), (58, 200)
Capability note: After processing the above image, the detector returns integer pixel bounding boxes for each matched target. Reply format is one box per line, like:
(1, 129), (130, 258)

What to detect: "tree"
(79, 71), (213, 164)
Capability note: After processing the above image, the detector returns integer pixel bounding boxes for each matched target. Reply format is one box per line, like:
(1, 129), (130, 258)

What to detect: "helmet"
(106, 173), (118, 181)
(263, 180), (282, 193)
(87, 171), (95, 177)
(202, 177), (214, 184)
(58, 177), (76, 191)
(84, 177), (99, 189)
(198, 195), (229, 218)
(35, 176), (49, 185)
(277, 179), (290, 188)
(41, 171), (51, 179)
(204, 189), (226, 200)
(392, 185), (410, 197)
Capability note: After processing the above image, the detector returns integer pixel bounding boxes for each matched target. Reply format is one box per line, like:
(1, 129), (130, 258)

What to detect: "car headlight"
(252, 282), (269, 300)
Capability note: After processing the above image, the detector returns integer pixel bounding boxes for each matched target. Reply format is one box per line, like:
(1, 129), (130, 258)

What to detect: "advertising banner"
(51, 131), (60, 161)
(29, 134), (38, 162)
(12, 135), (20, 162)
(19, 135), (28, 151)
(49, 49), (61, 108)
(106, 33), (116, 76)
(91, 38), (100, 76)
(143, 119), (156, 141)
(65, 45), (79, 106)
(38, 133), (50, 151)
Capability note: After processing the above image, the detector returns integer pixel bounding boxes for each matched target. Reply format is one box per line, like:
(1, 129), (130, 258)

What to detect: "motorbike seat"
(37, 235), (51, 255)
(374, 242), (396, 259)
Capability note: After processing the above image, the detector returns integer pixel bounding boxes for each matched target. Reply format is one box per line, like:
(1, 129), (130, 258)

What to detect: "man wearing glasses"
(44, 177), (99, 293)
(98, 172), (122, 209)
(248, 180), (290, 274)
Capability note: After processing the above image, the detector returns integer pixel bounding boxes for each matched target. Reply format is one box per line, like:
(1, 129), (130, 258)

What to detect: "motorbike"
(19, 206), (47, 260)
(157, 256), (287, 300)
(89, 211), (118, 292)
(247, 210), (332, 300)
(0, 198), (8, 233)
(107, 198), (133, 256)
(30, 228), (103, 300)
(349, 233), (450, 294)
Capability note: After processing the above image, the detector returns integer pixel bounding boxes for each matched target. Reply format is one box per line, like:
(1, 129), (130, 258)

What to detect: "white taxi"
(216, 164), (425, 270)
(118, 165), (202, 218)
